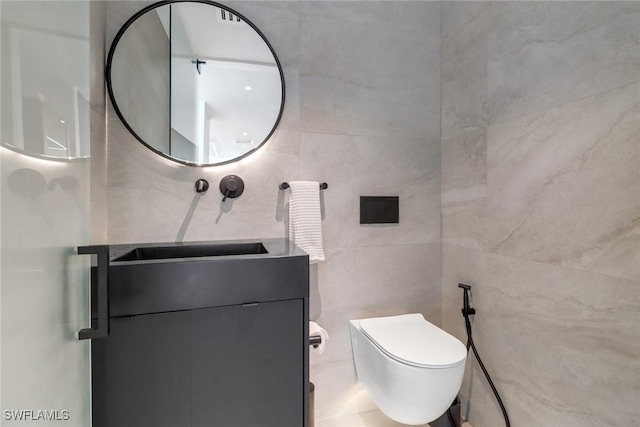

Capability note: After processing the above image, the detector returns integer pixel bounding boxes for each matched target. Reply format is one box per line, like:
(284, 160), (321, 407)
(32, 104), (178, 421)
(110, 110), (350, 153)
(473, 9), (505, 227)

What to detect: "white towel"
(288, 181), (325, 263)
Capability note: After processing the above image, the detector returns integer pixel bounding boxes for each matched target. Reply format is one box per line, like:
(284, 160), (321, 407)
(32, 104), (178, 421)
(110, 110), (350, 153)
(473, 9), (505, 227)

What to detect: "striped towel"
(288, 181), (325, 263)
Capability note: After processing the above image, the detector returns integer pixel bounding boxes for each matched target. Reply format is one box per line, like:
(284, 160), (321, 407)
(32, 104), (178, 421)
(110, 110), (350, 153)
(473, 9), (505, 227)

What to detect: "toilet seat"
(359, 314), (467, 369)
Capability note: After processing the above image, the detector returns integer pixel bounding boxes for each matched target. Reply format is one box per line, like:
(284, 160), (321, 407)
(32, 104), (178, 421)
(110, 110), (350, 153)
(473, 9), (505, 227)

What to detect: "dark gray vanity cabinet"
(192, 300), (304, 427)
(88, 239), (310, 427)
(93, 300), (303, 427)
(92, 311), (192, 427)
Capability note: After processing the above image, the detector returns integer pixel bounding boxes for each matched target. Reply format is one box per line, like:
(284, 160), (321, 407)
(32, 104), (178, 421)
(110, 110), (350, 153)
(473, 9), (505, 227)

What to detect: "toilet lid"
(359, 314), (467, 368)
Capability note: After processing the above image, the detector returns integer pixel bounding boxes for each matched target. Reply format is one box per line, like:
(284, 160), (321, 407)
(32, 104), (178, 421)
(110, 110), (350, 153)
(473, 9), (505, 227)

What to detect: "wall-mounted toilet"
(349, 314), (467, 425)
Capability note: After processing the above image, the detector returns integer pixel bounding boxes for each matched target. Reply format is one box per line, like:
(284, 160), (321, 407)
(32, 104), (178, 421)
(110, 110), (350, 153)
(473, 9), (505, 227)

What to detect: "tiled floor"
(315, 410), (472, 427)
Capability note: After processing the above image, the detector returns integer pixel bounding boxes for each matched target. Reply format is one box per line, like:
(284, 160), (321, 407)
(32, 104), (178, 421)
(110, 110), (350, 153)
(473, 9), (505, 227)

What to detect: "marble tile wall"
(104, 1), (441, 425)
(441, 2), (640, 426)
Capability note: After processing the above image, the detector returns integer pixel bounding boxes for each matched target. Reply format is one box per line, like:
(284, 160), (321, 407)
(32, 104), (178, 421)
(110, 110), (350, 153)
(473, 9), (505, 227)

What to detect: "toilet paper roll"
(309, 321), (329, 355)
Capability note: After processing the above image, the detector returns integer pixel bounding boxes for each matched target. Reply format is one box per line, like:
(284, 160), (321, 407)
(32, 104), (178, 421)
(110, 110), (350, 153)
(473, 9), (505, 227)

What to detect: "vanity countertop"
(105, 238), (309, 317)
(108, 238), (308, 264)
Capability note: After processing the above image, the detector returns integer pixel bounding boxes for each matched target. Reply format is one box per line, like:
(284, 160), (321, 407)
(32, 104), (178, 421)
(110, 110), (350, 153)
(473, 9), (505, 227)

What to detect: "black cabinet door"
(92, 311), (191, 427)
(192, 300), (304, 427)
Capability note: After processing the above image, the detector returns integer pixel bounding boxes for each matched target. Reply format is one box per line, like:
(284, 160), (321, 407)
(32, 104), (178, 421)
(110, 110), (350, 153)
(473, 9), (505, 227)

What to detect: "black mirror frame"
(105, 0), (286, 167)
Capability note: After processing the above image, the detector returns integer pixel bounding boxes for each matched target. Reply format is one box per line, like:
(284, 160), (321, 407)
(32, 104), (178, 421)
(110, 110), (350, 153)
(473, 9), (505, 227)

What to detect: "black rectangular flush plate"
(360, 196), (399, 224)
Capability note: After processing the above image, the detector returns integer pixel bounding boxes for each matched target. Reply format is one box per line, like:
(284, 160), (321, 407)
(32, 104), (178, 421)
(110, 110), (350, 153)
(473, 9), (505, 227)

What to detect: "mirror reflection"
(0, 1), (90, 160)
(108, 1), (284, 166)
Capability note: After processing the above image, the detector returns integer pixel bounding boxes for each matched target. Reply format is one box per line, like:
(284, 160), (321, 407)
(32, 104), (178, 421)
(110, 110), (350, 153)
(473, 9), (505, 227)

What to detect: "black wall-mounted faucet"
(219, 175), (244, 202)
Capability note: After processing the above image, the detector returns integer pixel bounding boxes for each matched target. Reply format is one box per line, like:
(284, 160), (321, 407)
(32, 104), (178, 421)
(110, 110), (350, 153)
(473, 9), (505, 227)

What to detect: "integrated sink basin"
(113, 242), (268, 262)
(106, 239), (309, 317)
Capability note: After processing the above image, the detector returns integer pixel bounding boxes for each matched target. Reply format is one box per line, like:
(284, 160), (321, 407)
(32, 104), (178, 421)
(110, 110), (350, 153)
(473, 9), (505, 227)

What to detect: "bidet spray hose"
(458, 284), (511, 427)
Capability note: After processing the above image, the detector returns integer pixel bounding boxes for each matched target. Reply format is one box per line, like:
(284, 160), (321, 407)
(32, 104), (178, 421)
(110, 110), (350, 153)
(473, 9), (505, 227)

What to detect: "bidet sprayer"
(457, 283), (511, 426)
(458, 283), (476, 317)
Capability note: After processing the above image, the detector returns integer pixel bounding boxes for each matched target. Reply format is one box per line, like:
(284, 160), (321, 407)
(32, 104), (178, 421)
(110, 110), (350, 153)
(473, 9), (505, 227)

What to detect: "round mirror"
(106, 0), (285, 166)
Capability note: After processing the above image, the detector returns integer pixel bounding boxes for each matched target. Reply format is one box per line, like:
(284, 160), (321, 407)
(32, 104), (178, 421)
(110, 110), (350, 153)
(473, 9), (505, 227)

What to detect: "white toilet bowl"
(349, 313), (467, 425)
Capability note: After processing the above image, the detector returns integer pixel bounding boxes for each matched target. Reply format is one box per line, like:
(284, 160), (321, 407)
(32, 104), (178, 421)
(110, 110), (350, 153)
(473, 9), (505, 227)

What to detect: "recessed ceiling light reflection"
(244, 86), (253, 91)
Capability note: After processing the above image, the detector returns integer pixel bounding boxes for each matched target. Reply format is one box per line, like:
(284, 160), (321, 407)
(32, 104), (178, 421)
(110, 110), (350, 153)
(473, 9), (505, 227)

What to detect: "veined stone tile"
(228, 1), (301, 14)
(441, 2), (492, 139)
(273, 64), (300, 132)
(311, 244), (441, 365)
(487, 2), (640, 125)
(442, 201), (488, 252)
(442, 130), (488, 250)
(108, 121), (300, 243)
(480, 254), (639, 427)
(300, 11), (440, 139)
(486, 83), (640, 281)
(299, 0), (440, 38)
(442, 246), (640, 427)
(300, 132), (440, 249)
(441, 3), (640, 427)
(442, 2), (640, 137)
(442, 129), (487, 201)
